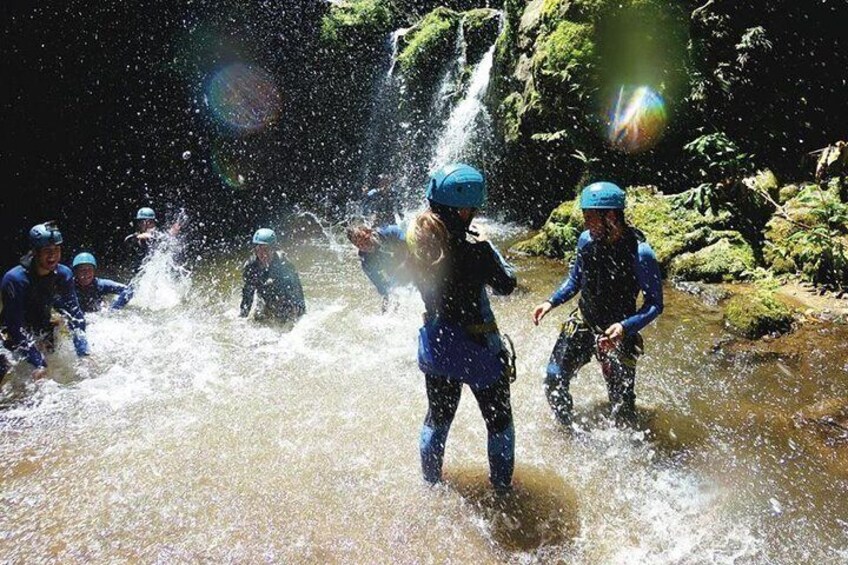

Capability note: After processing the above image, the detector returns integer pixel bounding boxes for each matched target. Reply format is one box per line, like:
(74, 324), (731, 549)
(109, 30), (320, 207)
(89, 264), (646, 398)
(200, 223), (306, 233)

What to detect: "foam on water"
(2, 218), (845, 562)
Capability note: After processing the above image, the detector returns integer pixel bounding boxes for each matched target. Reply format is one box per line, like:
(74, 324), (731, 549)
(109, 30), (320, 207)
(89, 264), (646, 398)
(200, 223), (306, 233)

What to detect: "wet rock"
(463, 9), (501, 65)
(672, 280), (730, 307)
(724, 290), (794, 339)
(794, 398), (848, 448)
(668, 234), (756, 283)
(397, 7), (460, 82)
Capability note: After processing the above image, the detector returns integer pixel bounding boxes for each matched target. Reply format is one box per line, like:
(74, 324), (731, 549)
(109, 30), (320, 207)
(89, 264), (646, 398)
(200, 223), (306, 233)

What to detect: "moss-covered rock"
(511, 186), (745, 270)
(320, 0), (394, 46)
(397, 7), (460, 80)
(724, 290), (794, 339)
(668, 234), (756, 282)
(463, 9), (501, 65)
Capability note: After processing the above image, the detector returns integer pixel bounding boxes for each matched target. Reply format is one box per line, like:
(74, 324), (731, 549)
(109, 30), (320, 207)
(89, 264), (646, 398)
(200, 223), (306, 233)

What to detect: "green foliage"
(766, 183), (848, 288)
(320, 0), (393, 46)
(724, 290), (794, 339)
(397, 8), (459, 79)
(533, 20), (596, 90)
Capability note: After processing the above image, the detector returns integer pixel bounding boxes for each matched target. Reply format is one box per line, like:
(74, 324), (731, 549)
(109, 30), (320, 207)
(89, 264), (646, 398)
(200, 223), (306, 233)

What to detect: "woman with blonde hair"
(407, 164), (517, 491)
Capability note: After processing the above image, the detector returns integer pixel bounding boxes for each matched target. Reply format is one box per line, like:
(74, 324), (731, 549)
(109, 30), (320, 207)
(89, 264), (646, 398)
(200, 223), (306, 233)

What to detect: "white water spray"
(429, 42), (496, 171)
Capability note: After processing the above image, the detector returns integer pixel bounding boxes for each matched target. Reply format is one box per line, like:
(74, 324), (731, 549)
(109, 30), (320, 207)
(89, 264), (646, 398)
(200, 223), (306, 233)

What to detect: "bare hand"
(597, 323), (625, 353)
(32, 367), (47, 380)
(137, 232), (155, 241)
(532, 301), (553, 326)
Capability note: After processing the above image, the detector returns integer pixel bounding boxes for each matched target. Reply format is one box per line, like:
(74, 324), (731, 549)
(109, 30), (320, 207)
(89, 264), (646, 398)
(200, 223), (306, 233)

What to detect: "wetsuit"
(240, 252), (306, 323)
(414, 212), (517, 489)
(545, 228), (663, 425)
(75, 278), (134, 313)
(359, 225), (410, 298)
(123, 230), (158, 273)
(1, 256), (89, 369)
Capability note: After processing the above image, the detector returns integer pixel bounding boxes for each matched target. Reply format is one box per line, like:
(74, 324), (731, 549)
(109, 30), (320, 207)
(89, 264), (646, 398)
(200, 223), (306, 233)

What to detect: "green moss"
(320, 0), (393, 46)
(533, 20), (596, 82)
(724, 290), (794, 339)
(397, 8), (460, 78)
(512, 186), (753, 278)
(463, 9), (501, 64)
(668, 235), (756, 282)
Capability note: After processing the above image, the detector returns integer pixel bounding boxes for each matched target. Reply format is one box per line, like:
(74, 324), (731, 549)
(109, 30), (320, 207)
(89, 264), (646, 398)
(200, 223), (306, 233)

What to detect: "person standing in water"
(1, 222), (89, 379)
(346, 223), (410, 312)
(408, 164), (517, 491)
(72, 252), (133, 312)
(240, 228), (306, 324)
(532, 182), (663, 427)
(123, 206), (182, 273)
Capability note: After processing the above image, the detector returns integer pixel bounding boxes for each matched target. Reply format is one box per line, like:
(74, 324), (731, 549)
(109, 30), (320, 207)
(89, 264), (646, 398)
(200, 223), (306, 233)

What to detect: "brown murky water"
(1, 219), (847, 563)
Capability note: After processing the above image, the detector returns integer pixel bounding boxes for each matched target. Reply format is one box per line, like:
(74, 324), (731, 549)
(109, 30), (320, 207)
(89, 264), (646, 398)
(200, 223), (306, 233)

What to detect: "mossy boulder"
(724, 290), (794, 339)
(320, 0), (394, 47)
(512, 186), (744, 270)
(668, 234), (756, 283)
(397, 8), (460, 81)
(463, 9), (501, 65)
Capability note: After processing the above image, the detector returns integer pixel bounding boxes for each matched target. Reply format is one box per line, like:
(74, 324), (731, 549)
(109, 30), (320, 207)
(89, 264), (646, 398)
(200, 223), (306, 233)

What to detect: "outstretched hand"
(532, 301), (553, 326)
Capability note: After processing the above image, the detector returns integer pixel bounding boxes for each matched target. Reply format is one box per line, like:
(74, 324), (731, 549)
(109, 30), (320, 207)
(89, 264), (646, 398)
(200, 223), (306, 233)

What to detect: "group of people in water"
(0, 163), (663, 492)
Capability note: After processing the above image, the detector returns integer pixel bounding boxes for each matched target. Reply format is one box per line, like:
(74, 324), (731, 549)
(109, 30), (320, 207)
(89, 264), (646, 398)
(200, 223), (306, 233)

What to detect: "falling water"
(429, 42), (497, 171)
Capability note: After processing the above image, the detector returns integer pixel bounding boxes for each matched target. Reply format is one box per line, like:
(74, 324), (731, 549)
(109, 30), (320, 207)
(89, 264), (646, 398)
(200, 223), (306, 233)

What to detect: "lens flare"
(606, 85), (667, 154)
(212, 146), (247, 189)
(206, 63), (282, 132)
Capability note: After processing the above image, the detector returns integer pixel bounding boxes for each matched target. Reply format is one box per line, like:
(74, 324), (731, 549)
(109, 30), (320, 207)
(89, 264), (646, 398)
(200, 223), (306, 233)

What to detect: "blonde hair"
(407, 210), (448, 272)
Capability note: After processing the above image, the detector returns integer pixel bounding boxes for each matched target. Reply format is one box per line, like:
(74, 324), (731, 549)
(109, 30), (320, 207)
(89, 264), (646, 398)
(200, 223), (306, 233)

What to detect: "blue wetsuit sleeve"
(483, 241), (517, 296)
(360, 252), (391, 297)
(55, 268), (89, 357)
(548, 232), (589, 307)
(378, 225), (405, 244)
(1, 272), (47, 368)
(621, 242), (664, 335)
(240, 264), (256, 317)
(99, 279), (133, 309)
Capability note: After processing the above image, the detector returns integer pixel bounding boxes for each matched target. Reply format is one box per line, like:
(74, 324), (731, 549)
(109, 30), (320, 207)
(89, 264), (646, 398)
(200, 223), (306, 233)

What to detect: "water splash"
(130, 234), (191, 310)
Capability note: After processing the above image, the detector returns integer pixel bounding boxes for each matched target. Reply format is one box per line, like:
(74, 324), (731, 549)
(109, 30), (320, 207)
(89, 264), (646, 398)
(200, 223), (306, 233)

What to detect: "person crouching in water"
(532, 182), (663, 427)
(408, 164), (517, 491)
(346, 223), (410, 312)
(240, 228), (306, 324)
(1, 222), (89, 379)
(72, 253), (133, 313)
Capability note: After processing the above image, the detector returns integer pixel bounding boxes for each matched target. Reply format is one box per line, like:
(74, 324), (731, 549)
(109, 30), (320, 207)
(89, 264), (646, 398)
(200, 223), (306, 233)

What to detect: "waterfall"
(385, 27), (410, 79)
(429, 42), (497, 172)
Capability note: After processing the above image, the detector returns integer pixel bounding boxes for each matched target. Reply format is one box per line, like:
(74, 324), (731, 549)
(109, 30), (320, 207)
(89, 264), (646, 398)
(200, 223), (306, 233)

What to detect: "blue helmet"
(72, 252), (97, 269)
(580, 182), (626, 210)
(29, 222), (63, 250)
(426, 164), (487, 209)
(136, 207), (157, 221)
(252, 228), (277, 246)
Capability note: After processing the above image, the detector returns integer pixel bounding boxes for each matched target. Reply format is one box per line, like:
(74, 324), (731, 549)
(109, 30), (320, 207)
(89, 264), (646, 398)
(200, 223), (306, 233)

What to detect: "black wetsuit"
(240, 253), (306, 323)
(414, 210), (517, 488)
